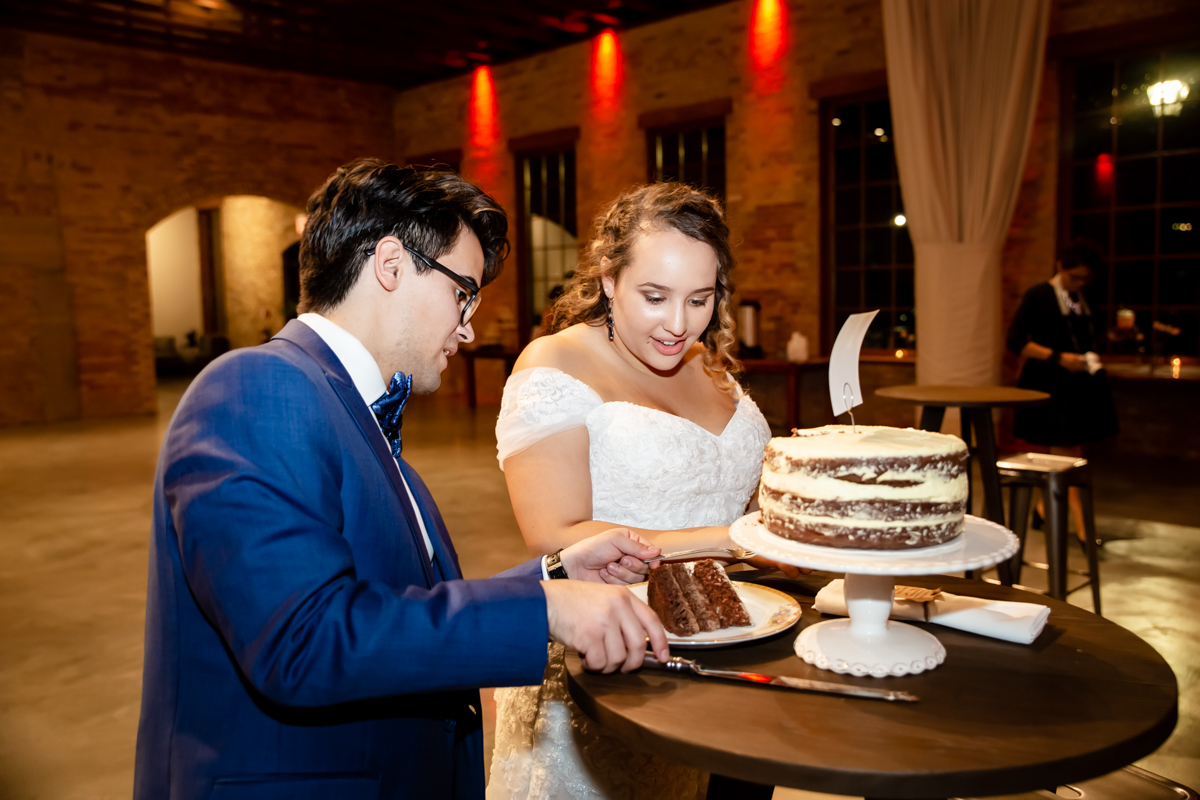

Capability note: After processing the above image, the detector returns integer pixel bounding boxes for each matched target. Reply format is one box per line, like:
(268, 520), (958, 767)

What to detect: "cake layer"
(646, 560), (750, 635)
(758, 425), (969, 550)
(692, 560), (751, 627)
(647, 564), (700, 635)
(762, 508), (964, 549)
(759, 485), (967, 521)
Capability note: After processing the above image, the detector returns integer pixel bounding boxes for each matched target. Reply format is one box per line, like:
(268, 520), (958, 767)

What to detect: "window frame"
(639, 98), (732, 201)
(510, 127), (581, 348)
(1058, 39), (1200, 360)
(819, 88), (915, 357)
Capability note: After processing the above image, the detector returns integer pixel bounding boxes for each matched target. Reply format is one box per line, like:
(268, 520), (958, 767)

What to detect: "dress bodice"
(496, 367), (771, 529)
(490, 366), (770, 800)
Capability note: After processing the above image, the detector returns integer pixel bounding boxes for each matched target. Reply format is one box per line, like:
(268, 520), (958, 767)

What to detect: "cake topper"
(828, 310), (880, 431)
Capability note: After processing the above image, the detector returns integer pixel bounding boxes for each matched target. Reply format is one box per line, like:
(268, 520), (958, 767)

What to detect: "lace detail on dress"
(488, 369), (771, 800)
(496, 369), (603, 467)
(586, 399), (770, 532)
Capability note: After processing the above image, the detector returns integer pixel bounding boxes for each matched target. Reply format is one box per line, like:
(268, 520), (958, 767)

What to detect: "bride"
(487, 183), (784, 800)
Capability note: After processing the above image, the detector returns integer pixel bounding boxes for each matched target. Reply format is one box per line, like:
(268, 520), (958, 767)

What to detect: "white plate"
(629, 580), (802, 648)
(730, 512), (1019, 576)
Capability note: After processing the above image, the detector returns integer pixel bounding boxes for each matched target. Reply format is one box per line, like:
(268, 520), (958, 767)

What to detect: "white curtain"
(882, 0), (1050, 389)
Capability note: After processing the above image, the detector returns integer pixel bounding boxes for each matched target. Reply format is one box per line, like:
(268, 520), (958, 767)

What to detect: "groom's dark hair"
(299, 157), (509, 313)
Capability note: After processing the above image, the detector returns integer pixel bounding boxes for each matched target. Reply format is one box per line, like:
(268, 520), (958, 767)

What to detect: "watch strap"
(546, 549), (569, 580)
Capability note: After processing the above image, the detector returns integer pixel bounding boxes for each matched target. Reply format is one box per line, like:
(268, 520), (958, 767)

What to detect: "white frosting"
(760, 425), (969, 542)
(761, 470), (968, 503)
(771, 425), (965, 459)
(773, 511), (962, 530)
(762, 424), (968, 505)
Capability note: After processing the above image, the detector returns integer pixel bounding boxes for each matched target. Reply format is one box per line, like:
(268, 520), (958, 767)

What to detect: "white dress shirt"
(297, 313), (435, 563)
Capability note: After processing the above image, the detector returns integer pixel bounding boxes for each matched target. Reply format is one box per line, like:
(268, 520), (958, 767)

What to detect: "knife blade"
(642, 655), (918, 702)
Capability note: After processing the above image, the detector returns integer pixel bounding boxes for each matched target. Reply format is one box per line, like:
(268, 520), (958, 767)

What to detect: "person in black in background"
(1006, 238), (1118, 538)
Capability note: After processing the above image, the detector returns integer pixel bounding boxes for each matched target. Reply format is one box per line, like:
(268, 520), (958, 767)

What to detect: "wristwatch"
(1049, 349), (1062, 365)
(545, 549), (569, 580)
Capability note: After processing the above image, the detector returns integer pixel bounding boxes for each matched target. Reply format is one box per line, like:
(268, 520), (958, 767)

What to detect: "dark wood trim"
(405, 148), (463, 170)
(809, 70), (887, 100)
(513, 153), (532, 350)
(197, 208), (219, 336)
(1047, 11), (1200, 61)
(817, 86), (891, 357)
(637, 98), (732, 130)
(818, 97), (834, 358)
(507, 126), (580, 155)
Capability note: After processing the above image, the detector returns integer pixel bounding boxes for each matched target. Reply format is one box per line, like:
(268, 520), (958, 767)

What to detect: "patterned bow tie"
(370, 372), (412, 458)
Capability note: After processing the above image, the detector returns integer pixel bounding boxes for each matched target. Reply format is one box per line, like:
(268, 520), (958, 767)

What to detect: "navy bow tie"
(371, 372), (412, 458)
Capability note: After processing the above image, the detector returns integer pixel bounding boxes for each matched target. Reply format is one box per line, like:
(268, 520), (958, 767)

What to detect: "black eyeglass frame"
(366, 243), (482, 326)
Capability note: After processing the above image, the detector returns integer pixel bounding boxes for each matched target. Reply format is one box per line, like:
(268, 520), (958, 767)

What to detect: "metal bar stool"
(997, 452), (1102, 615)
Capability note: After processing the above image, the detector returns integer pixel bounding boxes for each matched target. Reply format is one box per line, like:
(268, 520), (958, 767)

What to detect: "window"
(517, 148), (578, 341)
(646, 121), (726, 200)
(1065, 43), (1200, 357)
(822, 94), (914, 353)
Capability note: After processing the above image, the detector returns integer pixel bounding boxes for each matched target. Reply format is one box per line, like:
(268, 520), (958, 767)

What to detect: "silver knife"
(642, 655), (918, 702)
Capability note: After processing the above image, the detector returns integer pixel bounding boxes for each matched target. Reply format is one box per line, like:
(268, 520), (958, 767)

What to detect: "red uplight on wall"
(1094, 153), (1114, 197)
(591, 29), (623, 109)
(469, 65), (498, 148)
(751, 0), (787, 71)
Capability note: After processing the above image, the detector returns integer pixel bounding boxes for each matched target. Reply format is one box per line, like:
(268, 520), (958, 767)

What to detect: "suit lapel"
(397, 458), (463, 580)
(274, 321), (436, 587)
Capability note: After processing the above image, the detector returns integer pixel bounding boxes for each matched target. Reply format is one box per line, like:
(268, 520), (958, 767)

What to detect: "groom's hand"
(559, 528), (659, 585)
(542, 581), (670, 672)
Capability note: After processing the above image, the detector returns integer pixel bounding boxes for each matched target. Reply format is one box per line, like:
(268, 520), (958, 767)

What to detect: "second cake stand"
(730, 513), (1019, 678)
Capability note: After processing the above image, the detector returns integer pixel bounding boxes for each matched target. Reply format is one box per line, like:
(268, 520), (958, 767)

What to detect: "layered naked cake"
(759, 425), (968, 550)
(647, 559), (752, 636)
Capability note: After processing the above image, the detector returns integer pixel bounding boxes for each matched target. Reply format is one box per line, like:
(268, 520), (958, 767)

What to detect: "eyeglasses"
(366, 243), (482, 327)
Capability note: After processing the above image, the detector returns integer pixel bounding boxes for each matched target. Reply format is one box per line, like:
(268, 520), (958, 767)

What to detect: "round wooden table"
(875, 386), (1050, 542)
(566, 572), (1177, 800)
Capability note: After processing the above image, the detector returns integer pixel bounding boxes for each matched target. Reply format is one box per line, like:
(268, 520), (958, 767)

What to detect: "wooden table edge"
(875, 385), (1051, 408)
(564, 572), (1179, 797)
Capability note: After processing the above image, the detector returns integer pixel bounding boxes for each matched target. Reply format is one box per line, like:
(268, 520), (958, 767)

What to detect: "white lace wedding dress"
(488, 367), (772, 800)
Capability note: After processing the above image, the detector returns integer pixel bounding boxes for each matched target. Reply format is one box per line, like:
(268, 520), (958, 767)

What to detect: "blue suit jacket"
(134, 320), (549, 800)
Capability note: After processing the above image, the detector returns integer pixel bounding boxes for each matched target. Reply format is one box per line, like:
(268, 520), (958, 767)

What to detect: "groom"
(134, 158), (669, 800)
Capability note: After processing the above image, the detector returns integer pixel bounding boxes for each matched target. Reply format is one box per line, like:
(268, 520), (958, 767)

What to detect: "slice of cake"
(759, 425), (969, 550)
(647, 560), (751, 636)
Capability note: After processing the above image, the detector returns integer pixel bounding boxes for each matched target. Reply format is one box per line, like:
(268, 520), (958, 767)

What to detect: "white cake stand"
(730, 513), (1019, 678)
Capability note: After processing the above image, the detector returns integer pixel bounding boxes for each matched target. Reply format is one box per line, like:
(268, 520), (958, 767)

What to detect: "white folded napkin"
(813, 579), (1051, 645)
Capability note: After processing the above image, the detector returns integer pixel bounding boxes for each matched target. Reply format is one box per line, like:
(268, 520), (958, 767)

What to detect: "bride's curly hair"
(547, 182), (741, 392)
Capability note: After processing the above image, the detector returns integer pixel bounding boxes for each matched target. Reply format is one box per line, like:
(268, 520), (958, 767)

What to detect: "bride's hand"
(559, 528), (659, 585)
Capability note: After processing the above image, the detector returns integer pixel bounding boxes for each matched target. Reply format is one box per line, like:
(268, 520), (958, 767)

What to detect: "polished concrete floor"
(0, 379), (1196, 799)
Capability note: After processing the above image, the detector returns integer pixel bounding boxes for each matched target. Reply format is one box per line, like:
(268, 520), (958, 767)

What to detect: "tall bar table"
(874, 385), (1049, 528)
(566, 571), (1177, 800)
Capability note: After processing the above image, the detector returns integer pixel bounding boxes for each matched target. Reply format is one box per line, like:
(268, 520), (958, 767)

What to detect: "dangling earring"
(606, 308), (614, 341)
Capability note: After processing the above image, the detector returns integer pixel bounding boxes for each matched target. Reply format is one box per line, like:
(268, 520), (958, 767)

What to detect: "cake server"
(642, 655), (918, 702)
(643, 547), (756, 563)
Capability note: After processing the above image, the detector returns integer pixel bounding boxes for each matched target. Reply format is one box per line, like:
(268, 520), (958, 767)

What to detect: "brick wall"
(0, 29), (393, 423)
(394, 1), (892, 368)
(1, 0), (1193, 424)
(220, 196), (302, 351)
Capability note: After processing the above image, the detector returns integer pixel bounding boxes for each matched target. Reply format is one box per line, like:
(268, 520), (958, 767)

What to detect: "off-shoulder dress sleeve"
(495, 367), (603, 469)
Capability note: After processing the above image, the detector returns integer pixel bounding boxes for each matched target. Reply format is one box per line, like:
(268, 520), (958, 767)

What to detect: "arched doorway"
(146, 196), (304, 378)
